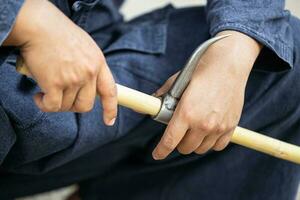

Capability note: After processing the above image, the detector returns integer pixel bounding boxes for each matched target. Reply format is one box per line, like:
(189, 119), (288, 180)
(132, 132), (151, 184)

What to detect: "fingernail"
(107, 118), (116, 126)
(152, 149), (162, 160)
(152, 92), (157, 97)
(152, 154), (160, 160)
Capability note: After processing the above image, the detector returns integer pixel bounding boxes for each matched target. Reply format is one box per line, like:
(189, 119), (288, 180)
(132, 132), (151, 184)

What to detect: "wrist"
(193, 30), (262, 84)
(217, 30), (262, 78)
(3, 0), (49, 47)
(217, 30), (262, 69)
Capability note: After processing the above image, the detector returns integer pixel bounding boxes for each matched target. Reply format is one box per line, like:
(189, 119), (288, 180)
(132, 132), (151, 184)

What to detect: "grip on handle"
(16, 58), (300, 164)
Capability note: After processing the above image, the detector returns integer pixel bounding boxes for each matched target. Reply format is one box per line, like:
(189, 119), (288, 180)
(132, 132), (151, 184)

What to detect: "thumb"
(154, 72), (179, 97)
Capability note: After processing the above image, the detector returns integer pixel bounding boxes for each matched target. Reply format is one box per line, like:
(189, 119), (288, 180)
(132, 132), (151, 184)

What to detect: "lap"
(99, 5), (300, 142)
(2, 5), (300, 199)
(79, 6), (300, 200)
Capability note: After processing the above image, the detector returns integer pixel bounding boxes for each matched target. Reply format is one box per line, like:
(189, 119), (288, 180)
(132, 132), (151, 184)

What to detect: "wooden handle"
(117, 84), (161, 116)
(232, 127), (300, 163)
(16, 60), (300, 164)
(117, 84), (300, 164)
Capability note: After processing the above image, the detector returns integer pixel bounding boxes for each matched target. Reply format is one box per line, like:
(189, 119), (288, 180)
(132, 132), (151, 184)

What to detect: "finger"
(177, 129), (206, 155)
(213, 129), (234, 151)
(152, 113), (189, 160)
(154, 72), (179, 97)
(97, 62), (118, 126)
(34, 88), (63, 112)
(60, 87), (80, 111)
(16, 57), (33, 78)
(72, 78), (97, 113)
(194, 135), (218, 155)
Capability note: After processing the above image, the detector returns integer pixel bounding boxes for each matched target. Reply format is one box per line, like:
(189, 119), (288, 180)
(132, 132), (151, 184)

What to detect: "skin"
(3, 0), (117, 125)
(2, 1), (261, 158)
(152, 30), (262, 159)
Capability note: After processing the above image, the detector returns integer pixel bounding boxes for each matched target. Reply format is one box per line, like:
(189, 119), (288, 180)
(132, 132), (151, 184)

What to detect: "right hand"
(4, 0), (117, 125)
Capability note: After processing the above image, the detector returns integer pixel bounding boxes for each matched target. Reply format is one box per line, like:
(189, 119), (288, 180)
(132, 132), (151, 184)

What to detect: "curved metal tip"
(206, 34), (231, 44)
(168, 34), (231, 99)
(195, 34), (231, 54)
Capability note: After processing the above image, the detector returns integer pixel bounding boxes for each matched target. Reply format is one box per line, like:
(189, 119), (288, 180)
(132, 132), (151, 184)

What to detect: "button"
(72, 1), (82, 11)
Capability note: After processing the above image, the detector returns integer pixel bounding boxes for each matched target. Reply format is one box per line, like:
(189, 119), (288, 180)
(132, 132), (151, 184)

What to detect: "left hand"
(152, 30), (262, 160)
(4, 0), (118, 125)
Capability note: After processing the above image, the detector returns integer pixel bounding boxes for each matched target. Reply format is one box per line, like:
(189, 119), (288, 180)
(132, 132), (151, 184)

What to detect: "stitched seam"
(211, 23), (294, 67)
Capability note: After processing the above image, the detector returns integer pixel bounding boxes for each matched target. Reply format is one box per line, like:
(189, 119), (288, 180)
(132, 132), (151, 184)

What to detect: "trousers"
(0, 2), (300, 200)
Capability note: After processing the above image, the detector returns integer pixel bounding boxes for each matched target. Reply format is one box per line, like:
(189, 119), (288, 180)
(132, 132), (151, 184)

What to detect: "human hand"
(152, 31), (262, 159)
(4, 0), (117, 125)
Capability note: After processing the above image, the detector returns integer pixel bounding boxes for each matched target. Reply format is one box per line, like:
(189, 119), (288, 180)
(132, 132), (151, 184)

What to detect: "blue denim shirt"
(0, 0), (294, 67)
(0, 0), (24, 45)
(0, 0), (295, 173)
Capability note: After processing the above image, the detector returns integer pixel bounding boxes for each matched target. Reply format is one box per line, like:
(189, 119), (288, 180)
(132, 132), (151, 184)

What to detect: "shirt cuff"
(0, 0), (25, 67)
(0, 0), (25, 46)
(210, 22), (293, 72)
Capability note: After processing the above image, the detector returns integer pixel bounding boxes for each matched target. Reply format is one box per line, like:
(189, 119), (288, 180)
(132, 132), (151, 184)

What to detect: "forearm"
(3, 0), (59, 47)
(206, 0), (293, 70)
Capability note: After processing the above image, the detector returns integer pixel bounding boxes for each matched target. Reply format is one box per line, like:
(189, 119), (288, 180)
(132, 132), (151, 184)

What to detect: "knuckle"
(85, 65), (98, 78)
(74, 98), (94, 113)
(213, 145), (226, 151)
(73, 105), (91, 113)
(44, 103), (60, 112)
(199, 120), (216, 133)
(62, 73), (82, 87)
(80, 104), (94, 112)
(69, 76), (82, 86)
(100, 86), (117, 99)
(195, 147), (208, 155)
(52, 78), (64, 88)
(177, 147), (192, 155)
(214, 141), (229, 151)
(182, 110), (194, 121)
(60, 102), (71, 111)
(161, 135), (176, 152)
(60, 106), (70, 112)
(218, 124), (228, 134)
(82, 106), (93, 113)
(195, 139), (216, 154)
(198, 115), (222, 133)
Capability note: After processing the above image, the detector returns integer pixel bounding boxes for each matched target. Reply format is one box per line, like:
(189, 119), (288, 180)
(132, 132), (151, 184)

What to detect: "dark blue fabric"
(206, 0), (294, 69)
(0, 0), (24, 45)
(0, 1), (300, 200)
(0, 0), (24, 67)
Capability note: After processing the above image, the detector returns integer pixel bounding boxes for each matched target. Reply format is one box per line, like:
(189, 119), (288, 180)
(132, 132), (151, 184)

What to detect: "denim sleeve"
(206, 0), (294, 71)
(0, 0), (25, 66)
(0, 0), (24, 45)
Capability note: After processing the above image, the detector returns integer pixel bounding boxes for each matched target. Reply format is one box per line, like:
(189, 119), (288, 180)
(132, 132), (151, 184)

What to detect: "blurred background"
(121, 0), (300, 20)
(18, 0), (300, 199)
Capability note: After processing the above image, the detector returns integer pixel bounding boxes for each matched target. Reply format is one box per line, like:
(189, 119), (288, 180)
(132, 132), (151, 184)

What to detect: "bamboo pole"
(117, 84), (161, 116)
(16, 62), (300, 164)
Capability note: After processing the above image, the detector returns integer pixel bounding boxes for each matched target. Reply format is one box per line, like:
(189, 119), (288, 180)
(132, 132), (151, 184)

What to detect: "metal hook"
(153, 34), (231, 124)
